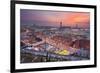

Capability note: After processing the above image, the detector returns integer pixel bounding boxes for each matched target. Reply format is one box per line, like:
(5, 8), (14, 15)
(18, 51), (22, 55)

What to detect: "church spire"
(60, 21), (62, 28)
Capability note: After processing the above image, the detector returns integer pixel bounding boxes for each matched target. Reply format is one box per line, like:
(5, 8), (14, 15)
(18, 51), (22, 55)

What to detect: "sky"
(20, 9), (90, 28)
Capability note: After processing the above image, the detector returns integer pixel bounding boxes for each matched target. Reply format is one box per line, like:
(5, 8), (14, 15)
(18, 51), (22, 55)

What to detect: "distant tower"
(60, 21), (62, 28)
(59, 21), (63, 32)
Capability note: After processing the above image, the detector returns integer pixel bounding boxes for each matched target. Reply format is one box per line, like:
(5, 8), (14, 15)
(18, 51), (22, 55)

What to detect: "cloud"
(21, 9), (90, 28)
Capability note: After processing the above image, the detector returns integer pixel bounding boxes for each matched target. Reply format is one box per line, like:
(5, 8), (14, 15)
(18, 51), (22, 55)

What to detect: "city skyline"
(21, 9), (90, 28)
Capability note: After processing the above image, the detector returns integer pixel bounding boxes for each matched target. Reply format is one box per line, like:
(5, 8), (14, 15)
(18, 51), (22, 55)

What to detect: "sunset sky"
(21, 9), (90, 28)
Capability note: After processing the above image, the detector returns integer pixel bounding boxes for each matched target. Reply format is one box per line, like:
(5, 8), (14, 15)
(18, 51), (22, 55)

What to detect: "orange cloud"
(40, 12), (90, 28)
(63, 13), (90, 25)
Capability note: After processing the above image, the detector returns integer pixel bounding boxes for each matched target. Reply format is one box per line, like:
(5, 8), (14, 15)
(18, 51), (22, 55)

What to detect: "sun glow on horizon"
(21, 9), (90, 28)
